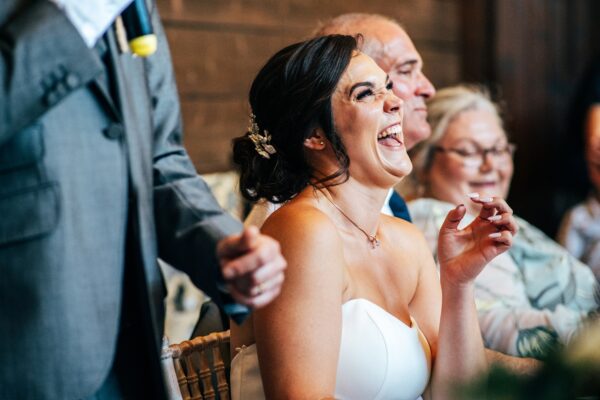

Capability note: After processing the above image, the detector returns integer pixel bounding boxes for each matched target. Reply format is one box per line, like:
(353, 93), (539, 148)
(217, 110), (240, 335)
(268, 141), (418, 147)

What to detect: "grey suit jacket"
(0, 2), (242, 399)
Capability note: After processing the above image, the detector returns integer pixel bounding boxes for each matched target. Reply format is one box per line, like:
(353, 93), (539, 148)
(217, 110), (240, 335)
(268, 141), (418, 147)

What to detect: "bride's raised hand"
(437, 196), (518, 286)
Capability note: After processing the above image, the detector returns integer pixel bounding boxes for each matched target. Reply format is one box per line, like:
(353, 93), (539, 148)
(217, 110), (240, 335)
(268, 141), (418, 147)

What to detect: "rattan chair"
(161, 330), (231, 400)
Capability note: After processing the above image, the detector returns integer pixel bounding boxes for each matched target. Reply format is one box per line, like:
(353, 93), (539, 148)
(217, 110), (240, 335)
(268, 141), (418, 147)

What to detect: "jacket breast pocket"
(0, 123), (44, 173)
(0, 182), (60, 247)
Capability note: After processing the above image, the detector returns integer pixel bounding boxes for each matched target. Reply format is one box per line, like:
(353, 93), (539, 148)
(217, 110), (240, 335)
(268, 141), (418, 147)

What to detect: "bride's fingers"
(440, 203), (467, 233)
(471, 196), (513, 220)
(486, 213), (519, 236)
(488, 230), (513, 248)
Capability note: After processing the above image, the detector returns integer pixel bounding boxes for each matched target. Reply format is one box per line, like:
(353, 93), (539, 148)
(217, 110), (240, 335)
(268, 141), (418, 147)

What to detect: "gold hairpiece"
(248, 113), (276, 159)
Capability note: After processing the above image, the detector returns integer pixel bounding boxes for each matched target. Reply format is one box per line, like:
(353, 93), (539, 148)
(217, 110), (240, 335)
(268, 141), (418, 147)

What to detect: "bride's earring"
(304, 135), (326, 150)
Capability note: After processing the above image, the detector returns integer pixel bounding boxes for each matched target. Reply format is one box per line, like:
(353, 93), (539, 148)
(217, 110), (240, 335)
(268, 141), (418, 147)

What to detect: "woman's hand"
(437, 196), (518, 287)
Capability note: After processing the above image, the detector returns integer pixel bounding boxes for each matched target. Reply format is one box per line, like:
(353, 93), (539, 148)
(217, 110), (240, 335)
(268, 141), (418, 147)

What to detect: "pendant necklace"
(320, 191), (380, 249)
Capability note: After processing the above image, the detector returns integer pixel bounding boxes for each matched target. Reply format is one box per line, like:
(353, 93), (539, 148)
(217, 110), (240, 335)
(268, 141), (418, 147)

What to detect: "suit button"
(103, 123), (124, 140)
(65, 73), (80, 89)
(44, 90), (60, 106)
(55, 82), (68, 97)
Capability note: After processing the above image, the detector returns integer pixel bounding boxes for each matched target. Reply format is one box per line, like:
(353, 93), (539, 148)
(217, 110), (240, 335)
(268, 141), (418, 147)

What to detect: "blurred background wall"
(157, 0), (600, 237)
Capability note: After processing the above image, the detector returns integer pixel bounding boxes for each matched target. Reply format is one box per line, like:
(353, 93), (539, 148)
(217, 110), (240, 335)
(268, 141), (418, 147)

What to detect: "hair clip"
(248, 113), (276, 159)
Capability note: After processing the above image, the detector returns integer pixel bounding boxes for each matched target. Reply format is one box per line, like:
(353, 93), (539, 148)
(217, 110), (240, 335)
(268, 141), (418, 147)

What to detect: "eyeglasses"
(433, 143), (516, 169)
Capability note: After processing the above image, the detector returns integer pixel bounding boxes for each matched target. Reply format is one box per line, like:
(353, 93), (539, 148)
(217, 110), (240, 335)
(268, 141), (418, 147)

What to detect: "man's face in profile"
(370, 23), (436, 150)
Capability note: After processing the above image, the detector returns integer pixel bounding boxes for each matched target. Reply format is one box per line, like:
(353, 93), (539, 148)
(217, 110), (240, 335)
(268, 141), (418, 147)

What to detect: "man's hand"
(217, 226), (286, 308)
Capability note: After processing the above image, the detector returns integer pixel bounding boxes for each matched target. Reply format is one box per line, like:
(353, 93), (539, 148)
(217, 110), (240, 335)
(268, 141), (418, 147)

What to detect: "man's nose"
(417, 73), (436, 98)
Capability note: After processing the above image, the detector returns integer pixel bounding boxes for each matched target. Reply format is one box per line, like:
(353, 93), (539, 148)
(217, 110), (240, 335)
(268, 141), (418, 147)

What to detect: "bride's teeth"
(378, 124), (401, 140)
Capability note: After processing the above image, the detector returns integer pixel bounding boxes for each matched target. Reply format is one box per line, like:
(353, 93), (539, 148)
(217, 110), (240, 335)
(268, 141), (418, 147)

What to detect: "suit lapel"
(90, 28), (123, 121)
(103, 20), (165, 337)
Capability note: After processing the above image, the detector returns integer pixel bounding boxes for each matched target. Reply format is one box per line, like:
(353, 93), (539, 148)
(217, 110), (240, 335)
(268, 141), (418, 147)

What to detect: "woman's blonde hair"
(398, 84), (505, 199)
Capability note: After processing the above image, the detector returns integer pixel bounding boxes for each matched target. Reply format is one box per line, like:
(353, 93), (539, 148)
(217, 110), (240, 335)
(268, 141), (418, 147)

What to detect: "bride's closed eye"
(355, 81), (393, 101)
(356, 88), (374, 101)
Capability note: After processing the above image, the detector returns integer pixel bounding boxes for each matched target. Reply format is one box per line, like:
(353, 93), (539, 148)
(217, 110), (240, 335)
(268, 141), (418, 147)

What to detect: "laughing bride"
(229, 34), (517, 400)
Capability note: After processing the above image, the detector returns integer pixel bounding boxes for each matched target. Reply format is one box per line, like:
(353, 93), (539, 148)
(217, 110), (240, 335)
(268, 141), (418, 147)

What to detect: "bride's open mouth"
(377, 123), (404, 149)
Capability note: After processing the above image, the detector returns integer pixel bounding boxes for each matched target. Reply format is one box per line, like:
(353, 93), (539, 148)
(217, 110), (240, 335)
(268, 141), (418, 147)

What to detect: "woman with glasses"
(400, 85), (600, 359)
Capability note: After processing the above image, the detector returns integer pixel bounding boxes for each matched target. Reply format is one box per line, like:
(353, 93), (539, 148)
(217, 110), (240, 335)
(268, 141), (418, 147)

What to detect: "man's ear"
(303, 128), (327, 150)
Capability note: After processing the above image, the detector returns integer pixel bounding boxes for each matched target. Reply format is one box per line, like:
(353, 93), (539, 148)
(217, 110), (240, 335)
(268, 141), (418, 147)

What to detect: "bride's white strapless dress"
(230, 298), (432, 400)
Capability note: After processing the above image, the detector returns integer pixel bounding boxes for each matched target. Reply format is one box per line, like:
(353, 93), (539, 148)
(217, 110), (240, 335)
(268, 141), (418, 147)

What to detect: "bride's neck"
(314, 179), (389, 233)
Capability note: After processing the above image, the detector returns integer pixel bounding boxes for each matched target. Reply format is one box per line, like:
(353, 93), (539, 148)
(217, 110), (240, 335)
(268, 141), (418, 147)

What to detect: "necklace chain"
(320, 192), (380, 249)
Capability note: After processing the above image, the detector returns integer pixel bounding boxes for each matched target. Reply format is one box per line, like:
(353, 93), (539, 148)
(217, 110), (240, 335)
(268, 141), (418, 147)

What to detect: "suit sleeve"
(146, 3), (243, 305)
(0, 1), (103, 145)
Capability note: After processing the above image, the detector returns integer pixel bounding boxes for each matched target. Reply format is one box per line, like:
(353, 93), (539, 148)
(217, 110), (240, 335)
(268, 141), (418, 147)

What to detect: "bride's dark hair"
(233, 35), (358, 203)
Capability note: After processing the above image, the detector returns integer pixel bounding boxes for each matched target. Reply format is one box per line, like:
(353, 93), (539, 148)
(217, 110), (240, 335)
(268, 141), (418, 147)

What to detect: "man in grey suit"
(0, 1), (286, 399)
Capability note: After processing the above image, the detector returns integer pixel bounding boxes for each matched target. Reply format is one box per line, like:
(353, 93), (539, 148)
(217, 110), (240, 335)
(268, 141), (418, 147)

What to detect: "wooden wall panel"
(419, 49), (460, 89)
(180, 99), (249, 170)
(157, 0), (461, 173)
(157, 0), (458, 43)
(495, 0), (600, 235)
(167, 29), (299, 96)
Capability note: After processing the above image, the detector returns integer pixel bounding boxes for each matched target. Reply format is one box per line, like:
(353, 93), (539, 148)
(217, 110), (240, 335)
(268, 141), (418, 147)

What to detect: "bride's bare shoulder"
(382, 214), (423, 237)
(259, 199), (346, 292)
(262, 199), (343, 252)
(381, 214), (432, 257)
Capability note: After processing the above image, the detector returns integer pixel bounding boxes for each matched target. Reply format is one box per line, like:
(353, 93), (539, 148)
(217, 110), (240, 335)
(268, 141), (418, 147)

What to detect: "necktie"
(389, 191), (412, 222)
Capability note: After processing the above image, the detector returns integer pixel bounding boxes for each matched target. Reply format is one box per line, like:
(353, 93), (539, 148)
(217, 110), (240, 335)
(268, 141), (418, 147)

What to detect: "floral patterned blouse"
(408, 198), (600, 358)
